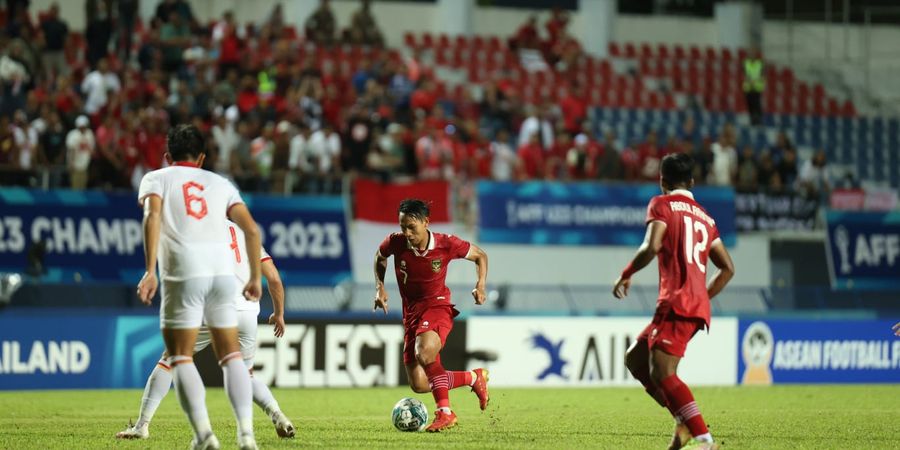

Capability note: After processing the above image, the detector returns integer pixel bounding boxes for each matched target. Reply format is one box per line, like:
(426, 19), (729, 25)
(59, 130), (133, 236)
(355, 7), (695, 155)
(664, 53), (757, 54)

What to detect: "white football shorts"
(160, 275), (239, 329)
(193, 308), (259, 363)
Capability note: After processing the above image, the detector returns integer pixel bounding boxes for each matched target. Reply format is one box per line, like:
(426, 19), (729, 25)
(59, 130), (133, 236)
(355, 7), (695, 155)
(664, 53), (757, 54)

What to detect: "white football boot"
(272, 410), (296, 438)
(115, 420), (149, 439)
(237, 433), (258, 450)
(191, 433), (220, 450)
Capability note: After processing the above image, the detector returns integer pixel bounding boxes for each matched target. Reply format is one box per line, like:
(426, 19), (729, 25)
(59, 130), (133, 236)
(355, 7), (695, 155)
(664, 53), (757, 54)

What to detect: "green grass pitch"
(2, 385), (898, 449)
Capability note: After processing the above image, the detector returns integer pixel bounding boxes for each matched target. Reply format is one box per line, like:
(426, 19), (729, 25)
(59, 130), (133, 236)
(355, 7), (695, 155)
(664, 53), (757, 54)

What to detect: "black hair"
(167, 124), (205, 161)
(398, 199), (430, 222)
(660, 152), (694, 188)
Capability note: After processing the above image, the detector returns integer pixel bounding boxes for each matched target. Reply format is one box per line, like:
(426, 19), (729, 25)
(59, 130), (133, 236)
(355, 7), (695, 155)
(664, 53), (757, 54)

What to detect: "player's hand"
(243, 278), (262, 302)
(612, 276), (631, 299)
(373, 284), (388, 315)
(893, 322), (900, 336)
(268, 313), (285, 338)
(136, 271), (158, 306)
(472, 284), (487, 305)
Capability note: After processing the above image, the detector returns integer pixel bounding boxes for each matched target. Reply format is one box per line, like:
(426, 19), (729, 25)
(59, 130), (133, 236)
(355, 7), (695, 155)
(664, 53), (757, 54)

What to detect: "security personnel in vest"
(743, 47), (765, 126)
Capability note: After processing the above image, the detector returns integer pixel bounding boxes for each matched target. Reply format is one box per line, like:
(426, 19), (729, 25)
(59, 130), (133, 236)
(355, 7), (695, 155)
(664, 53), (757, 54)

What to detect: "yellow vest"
(743, 59), (765, 92)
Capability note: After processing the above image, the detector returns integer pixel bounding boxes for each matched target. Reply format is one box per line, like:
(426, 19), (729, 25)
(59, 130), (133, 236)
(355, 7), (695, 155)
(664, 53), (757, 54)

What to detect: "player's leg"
(238, 310), (294, 438)
(160, 278), (218, 449)
(403, 324), (431, 393)
(116, 351), (171, 439)
(649, 318), (716, 448)
(624, 334), (666, 407)
(207, 276), (255, 449)
(415, 330), (458, 432)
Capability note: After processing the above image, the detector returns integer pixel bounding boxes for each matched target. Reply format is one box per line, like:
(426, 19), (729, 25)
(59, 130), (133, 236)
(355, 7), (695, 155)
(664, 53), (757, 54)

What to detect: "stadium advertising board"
(738, 319), (900, 384)
(245, 319), (468, 388)
(734, 191), (819, 231)
(476, 182), (736, 246)
(465, 317), (738, 387)
(0, 188), (351, 285)
(0, 313), (163, 390)
(825, 211), (900, 290)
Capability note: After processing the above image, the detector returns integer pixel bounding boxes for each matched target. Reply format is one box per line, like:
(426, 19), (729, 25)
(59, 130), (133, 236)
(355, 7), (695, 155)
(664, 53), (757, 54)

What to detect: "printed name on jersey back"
(667, 200), (716, 227)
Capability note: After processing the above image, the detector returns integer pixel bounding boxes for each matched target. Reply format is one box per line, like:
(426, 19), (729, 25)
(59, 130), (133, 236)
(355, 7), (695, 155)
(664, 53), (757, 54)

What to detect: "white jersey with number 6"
(138, 163), (244, 281)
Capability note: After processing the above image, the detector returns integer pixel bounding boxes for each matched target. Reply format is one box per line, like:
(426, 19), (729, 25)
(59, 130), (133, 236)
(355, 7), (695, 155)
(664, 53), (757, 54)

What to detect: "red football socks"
(659, 374), (708, 437)
(424, 361), (450, 409)
(447, 370), (473, 389)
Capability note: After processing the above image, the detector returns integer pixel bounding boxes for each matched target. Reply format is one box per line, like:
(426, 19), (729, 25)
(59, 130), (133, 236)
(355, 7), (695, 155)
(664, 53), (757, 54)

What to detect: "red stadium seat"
(624, 42), (636, 58)
(471, 35), (485, 50)
(421, 33), (434, 49)
(689, 46), (701, 60)
(841, 100), (856, 117)
(737, 48), (748, 61)
(640, 43), (653, 59)
(657, 44), (670, 60)
(437, 34), (450, 50)
(454, 35), (468, 50)
(404, 32), (416, 49)
(828, 98), (840, 116)
(721, 48), (733, 62)
(673, 45), (686, 60)
(608, 42), (621, 57)
(705, 47), (717, 61)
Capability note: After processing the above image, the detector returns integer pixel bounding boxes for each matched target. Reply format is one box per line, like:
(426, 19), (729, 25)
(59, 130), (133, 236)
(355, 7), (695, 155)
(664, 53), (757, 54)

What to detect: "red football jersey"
(646, 189), (721, 326)
(378, 231), (471, 316)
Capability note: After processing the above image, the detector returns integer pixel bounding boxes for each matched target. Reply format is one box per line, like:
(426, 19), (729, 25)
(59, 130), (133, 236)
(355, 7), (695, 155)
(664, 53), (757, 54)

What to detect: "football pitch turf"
(1, 385), (898, 449)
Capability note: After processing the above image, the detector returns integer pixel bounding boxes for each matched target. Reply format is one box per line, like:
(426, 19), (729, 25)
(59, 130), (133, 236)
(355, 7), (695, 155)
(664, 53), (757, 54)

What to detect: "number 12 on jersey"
(683, 216), (709, 273)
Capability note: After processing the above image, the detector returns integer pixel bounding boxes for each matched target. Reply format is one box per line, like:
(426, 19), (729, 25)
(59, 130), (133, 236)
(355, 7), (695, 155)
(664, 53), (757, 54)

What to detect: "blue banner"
(738, 319), (900, 384)
(825, 211), (900, 290)
(0, 188), (351, 285)
(0, 312), (164, 390)
(476, 182), (736, 246)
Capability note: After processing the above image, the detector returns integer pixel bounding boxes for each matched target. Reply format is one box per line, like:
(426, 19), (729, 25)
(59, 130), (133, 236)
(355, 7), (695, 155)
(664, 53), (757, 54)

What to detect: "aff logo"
(835, 226), (900, 274)
(529, 332), (568, 380)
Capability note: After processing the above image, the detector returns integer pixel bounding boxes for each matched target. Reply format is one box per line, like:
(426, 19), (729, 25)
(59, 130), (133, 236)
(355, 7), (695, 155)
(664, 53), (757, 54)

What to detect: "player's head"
(165, 124), (206, 165)
(659, 152), (694, 192)
(398, 199), (430, 248)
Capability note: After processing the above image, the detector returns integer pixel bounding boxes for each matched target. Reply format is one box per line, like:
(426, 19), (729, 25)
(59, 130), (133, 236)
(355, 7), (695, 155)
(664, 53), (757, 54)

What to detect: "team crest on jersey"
(431, 259), (441, 272)
(400, 260), (407, 269)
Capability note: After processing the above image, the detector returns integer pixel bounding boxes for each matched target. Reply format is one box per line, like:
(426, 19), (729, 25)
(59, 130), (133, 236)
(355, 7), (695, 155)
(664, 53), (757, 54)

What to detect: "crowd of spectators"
(0, 0), (831, 205)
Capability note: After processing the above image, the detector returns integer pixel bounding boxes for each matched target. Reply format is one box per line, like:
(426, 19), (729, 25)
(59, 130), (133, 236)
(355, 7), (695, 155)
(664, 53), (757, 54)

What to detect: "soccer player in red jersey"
(613, 153), (735, 450)
(374, 199), (491, 432)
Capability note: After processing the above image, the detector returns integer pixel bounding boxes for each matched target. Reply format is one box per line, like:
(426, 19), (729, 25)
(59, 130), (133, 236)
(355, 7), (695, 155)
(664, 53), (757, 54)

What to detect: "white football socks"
(251, 376), (282, 419)
(221, 352), (254, 439)
(135, 360), (173, 428)
(695, 433), (713, 443)
(169, 356), (213, 441)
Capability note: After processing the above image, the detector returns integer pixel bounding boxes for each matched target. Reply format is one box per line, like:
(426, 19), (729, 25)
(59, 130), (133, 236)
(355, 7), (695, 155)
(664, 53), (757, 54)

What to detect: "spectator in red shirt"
(560, 85), (587, 134)
(567, 133), (598, 180)
(511, 15), (540, 51)
(638, 130), (665, 181)
(410, 79), (437, 113)
(546, 7), (569, 46)
(517, 133), (544, 180)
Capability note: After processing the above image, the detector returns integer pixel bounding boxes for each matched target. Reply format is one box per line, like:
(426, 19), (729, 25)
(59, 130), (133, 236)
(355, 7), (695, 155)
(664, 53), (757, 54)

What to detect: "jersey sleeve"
(137, 171), (161, 206)
(260, 246), (272, 262)
(645, 196), (669, 225)
(447, 234), (472, 259)
(377, 234), (398, 258)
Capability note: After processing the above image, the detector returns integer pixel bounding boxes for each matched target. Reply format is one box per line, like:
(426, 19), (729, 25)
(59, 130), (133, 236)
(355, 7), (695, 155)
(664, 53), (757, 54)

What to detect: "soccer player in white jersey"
(136, 124), (261, 450)
(117, 222), (296, 440)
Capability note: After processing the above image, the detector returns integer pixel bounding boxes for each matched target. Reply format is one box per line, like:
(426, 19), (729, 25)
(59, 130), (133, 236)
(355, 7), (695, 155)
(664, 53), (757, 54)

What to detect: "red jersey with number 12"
(646, 189), (721, 326)
(378, 231), (471, 317)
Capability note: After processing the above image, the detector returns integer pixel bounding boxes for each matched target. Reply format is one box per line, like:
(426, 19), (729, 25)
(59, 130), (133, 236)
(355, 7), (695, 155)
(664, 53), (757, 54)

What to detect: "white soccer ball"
(391, 397), (428, 432)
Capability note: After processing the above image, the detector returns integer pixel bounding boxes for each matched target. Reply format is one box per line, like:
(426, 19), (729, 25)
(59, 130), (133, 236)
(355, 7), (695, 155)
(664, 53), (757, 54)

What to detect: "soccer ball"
(391, 397), (428, 432)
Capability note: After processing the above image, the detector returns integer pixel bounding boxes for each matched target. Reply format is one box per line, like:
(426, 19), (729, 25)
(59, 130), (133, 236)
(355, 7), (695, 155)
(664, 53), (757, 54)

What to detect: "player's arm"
(228, 203), (262, 301)
(137, 195), (162, 305)
(373, 250), (389, 314)
(706, 238), (735, 299)
(465, 243), (488, 305)
(613, 220), (667, 299)
(261, 259), (286, 338)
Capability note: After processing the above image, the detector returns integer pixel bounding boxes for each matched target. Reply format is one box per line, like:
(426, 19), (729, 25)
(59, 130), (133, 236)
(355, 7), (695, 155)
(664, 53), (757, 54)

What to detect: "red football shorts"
(402, 305), (457, 365)
(637, 306), (705, 358)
